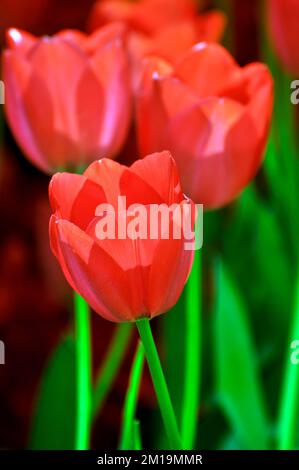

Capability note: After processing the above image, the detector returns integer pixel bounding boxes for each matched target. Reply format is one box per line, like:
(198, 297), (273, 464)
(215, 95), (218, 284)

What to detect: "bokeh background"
(0, 0), (298, 450)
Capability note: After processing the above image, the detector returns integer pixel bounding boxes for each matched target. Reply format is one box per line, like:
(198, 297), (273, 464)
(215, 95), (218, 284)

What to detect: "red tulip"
(3, 24), (132, 173)
(268, 0), (299, 75)
(136, 43), (273, 209)
(127, 13), (225, 66)
(89, 0), (225, 65)
(49, 151), (195, 323)
(89, 0), (197, 35)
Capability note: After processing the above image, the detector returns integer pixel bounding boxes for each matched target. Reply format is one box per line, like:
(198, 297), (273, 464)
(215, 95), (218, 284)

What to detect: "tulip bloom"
(89, 0), (225, 65)
(268, 0), (299, 75)
(3, 24), (132, 173)
(136, 43), (273, 209)
(49, 151), (195, 322)
(89, 0), (197, 34)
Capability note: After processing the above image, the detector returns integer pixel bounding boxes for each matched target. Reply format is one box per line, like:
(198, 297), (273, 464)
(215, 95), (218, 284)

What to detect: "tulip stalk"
(136, 318), (182, 449)
(182, 248), (201, 450)
(92, 323), (132, 419)
(74, 293), (92, 450)
(278, 272), (299, 450)
(119, 341), (144, 450)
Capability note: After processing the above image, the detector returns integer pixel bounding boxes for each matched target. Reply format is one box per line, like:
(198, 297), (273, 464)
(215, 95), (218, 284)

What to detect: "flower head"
(49, 151), (195, 322)
(136, 43), (273, 209)
(3, 24), (132, 173)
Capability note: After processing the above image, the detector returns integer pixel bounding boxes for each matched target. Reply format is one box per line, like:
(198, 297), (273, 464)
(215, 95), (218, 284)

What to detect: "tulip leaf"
(213, 260), (269, 449)
(224, 187), (292, 341)
(29, 334), (76, 450)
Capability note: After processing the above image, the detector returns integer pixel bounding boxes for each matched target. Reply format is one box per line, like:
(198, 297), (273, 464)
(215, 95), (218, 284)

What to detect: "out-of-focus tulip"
(89, 0), (197, 35)
(89, 0), (225, 65)
(268, 0), (299, 75)
(136, 43), (273, 209)
(49, 151), (195, 322)
(3, 24), (132, 174)
(127, 14), (225, 65)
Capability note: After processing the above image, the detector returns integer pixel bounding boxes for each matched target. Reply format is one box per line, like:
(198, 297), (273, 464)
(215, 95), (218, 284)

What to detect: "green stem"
(133, 420), (142, 450)
(74, 293), (92, 450)
(182, 249), (201, 450)
(136, 318), (182, 449)
(278, 273), (299, 450)
(119, 342), (144, 450)
(92, 323), (132, 419)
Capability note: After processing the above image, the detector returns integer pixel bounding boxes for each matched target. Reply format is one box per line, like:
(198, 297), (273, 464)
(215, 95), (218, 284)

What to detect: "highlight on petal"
(89, 24), (132, 159)
(6, 28), (36, 55)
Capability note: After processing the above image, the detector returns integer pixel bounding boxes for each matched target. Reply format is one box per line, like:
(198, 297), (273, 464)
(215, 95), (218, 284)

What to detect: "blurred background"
(0, 0), (298, 450)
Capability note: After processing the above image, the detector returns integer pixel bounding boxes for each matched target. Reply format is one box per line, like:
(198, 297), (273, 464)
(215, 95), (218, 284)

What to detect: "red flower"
(89, 0), (225, 65)
(268, 0), (299, 75)
(89, 0), (198, 35)
(3, 24), (132, 173)
(136, 43), (273, 209)
(49, 151), (195, 323)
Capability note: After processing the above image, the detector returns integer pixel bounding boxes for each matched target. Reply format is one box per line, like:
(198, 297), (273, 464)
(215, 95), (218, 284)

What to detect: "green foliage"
(29, 335), (76, 450)
(213, 260), (270, 449)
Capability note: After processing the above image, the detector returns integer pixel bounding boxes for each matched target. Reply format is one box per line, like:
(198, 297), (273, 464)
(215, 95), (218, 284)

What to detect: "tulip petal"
(86, 202), (193, 318)
(53, 218), (141, 322)
(25, 37), (95, 167)
(89, 1), (135, 32)
(175, 42), (240, 97)
(223, 111), (264, 205)
(89, 0), (196, 35)
(242, 63), (273, 139)
(49, 173), (106, 230)
(86, 208), (158, 271)
(85, 22), (128, 54)
(90, 25), (132, 158)
(136, 57), (171, 156)
(129, 151), (184, 204)
(119, 171), (165, 206)
(87, 207), (159, 318)
(3, 51), (51, 172)
(167, 98), (247, 208)
(138, 12), (225, 64)
(58, 26), (130, 163)
(84, 157), (166, 207)
(138, 21), (200, 64)
(6, 28), (36, 55)
(148, 202), (195, 316)
(84, 159), (126, 207)
(75, 66), (105, 161)
(159, 76), (201, 117)
(197, 98), (245, 158)
(49, 214), (77, 292)
(56, 29), (87, 50)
